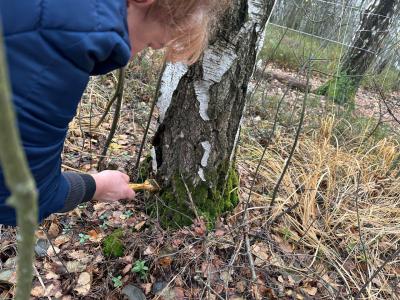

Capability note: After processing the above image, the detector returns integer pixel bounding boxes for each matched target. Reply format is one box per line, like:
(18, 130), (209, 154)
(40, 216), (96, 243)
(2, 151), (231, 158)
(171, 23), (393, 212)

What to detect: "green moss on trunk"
(150, 165), (239, 229)
(316, 72), (358, 109)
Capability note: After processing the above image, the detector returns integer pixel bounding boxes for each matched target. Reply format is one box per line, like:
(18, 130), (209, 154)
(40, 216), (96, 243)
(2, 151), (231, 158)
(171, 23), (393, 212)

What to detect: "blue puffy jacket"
(0, 0), (131, 226)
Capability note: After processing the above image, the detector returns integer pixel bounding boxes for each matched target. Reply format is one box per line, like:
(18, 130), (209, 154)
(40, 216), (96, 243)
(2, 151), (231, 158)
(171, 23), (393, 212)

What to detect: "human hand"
(91, 170), (135, 202)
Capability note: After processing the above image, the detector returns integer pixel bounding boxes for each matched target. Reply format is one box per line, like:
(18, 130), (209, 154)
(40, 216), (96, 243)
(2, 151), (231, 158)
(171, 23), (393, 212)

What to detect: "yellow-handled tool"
(129, 179), (160, 193)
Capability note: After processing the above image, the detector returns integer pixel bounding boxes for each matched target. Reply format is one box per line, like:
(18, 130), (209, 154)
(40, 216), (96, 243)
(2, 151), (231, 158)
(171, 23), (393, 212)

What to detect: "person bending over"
(0, 0), (228, 226)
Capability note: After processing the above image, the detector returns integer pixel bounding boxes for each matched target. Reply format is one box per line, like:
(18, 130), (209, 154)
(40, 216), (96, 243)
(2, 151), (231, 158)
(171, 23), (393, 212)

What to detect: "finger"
(125, 188), (135, 200)
(121, 173), (130, 183)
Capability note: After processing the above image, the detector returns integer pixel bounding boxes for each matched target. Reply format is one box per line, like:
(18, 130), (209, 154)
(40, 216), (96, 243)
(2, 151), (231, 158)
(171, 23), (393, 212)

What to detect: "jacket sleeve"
(39, 30), (131, 76)
(0, 0), (131, 226)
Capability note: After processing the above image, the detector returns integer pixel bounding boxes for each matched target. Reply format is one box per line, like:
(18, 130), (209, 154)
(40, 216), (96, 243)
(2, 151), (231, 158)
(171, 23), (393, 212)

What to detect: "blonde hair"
(150, 0), (230, 64)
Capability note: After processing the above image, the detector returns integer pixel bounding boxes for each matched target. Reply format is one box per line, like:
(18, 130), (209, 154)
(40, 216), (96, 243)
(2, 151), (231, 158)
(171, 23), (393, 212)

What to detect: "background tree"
(317, 0), (399, 107)
(147, 0), (276, 227)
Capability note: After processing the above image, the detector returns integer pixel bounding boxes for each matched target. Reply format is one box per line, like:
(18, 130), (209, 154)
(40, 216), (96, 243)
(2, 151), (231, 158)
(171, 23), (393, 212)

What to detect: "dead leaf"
(122, 264), (133, 275)
(48, 223), (60, 238)
(4, 257), (17, 268)
(272, 234), (293, 253)
(68, 250), (89, 260)
(74, 272), (91, 296)
(65, 260), (87, 273)
(215, 229), (225, 237)
(54, 235), (70, 247)
(35, 230), (47, 239)
(144, 246), (155, 256)
(302, 286), (318, 296)
(220, 271), (232, 284)
(172, 287), (185, 300)
(46, 245), (60, 257)
(0, 269), (17, 284)
(88, 229), (104, 242)
(175, 275), (183, 287)
(172, 239), (182, 247)
(141, 283), (152, 295)
(134, 220), (146, 231)
(158, 256), (173, 267)
(193, 219), (207, 236)
(45, 271), (60, 280)
(237, 281), (246, 293)
(31, 285), (45, 297)
(44, 281), (63, 298)
(251, 242), (270, 266)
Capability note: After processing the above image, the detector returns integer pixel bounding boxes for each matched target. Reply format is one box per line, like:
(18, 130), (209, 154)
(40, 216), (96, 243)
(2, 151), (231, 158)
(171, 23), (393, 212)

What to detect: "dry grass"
(238, 114), (400, 299)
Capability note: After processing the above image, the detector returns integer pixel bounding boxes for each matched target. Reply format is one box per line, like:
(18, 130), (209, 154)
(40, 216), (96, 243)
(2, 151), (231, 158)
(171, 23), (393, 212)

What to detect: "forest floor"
(0, 52), (399, 300)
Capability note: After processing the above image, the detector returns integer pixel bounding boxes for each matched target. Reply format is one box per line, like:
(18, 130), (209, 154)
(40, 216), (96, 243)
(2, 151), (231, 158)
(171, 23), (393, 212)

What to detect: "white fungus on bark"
(157, 62), (188, 123)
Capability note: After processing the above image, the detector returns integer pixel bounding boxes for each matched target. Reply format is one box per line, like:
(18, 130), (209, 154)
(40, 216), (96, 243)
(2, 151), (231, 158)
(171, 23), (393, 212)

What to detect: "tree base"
(150, 165), (239, 229)
(315, 73), (357, 109)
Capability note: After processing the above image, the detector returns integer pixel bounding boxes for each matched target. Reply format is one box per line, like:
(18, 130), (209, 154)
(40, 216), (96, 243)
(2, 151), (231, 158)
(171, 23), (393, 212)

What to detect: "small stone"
(34, 239), (49, 257)
(152, 281), (167, 295)
(122, 285), (146, 300)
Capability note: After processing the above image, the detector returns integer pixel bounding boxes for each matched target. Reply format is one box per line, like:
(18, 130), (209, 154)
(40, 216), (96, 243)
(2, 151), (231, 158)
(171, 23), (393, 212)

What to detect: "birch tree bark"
(317, 0), (399, 107)
(150, 0), (276, 227)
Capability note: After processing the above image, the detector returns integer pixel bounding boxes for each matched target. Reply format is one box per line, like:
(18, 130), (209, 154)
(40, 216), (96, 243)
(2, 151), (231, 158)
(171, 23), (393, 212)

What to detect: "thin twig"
(245, 233), (257, 281)
(265, 59), (312, 220)
(33, 266), (52, 300)
(354, 171), (370, 281)
(0, 28), (38, 300)
(43, 229), (73, 280)
(269, 202), (300, 225)
(181, 174), (200, 220)
(194, 276), (225, 300)
(95, 68), (126, 128)
(134, 61), (166, 180)
(97, 67), (126, 170)
(354, 246), (400, 299)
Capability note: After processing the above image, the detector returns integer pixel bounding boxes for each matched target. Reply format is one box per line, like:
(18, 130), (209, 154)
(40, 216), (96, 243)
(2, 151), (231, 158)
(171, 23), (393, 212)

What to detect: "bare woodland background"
(1, 0), (400, 299)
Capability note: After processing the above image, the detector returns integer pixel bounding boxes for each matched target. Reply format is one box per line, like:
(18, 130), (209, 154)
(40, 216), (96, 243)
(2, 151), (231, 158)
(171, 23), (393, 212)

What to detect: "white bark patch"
(157, 62), (188, 122)
(249, 0), (276, 55)
(200, 141), (211, 167)
(194, 42), (237, 121)
(150, 147), (157, 172)
(197, 141), (211, 182)
(256, 27), (266, 55)
(202, 44), (237, 82)
(194, 81), (211, 121)
(198, 168), (206, 182)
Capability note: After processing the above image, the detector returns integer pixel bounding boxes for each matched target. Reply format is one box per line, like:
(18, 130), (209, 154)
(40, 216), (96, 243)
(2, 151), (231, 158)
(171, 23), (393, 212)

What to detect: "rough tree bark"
(149, 0), (276, 227)
(317, 0), (399, 107)
(0, 28), (38, 299)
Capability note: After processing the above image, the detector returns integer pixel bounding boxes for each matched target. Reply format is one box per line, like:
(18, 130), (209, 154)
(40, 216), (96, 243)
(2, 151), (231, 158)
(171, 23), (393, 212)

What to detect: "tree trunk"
(150, 0), (276, 227)
(317, 0), (399, 107)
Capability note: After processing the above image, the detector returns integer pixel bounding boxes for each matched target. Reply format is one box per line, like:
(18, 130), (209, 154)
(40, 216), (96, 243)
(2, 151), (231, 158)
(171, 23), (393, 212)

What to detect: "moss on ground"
(152, 164), (239, 229)
(316, 73), (357, 109)
(102, 228), (125, 258)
